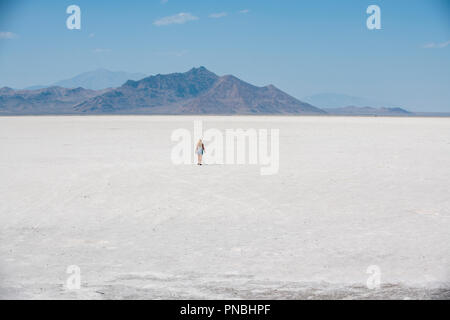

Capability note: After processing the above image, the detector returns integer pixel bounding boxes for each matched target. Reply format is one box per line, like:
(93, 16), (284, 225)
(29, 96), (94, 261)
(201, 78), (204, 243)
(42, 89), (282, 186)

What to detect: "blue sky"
(0, 0), (449, 111)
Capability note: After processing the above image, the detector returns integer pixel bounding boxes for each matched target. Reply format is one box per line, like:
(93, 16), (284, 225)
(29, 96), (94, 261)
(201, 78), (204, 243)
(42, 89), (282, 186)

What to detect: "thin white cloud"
(422, 40), (450, 49)
(0, 31), (17, 39)
(209, 12), (227, 19)
(89, 33), (95, 38)
(153, 12), (198, 26)
(93, 48), (111, 53)
(161, 0), (168, 3)
(239, 9), (250, 14)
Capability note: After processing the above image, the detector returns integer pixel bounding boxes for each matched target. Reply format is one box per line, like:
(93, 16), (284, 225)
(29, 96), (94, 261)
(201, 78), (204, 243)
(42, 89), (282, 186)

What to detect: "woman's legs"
(197, 153), (202, 165)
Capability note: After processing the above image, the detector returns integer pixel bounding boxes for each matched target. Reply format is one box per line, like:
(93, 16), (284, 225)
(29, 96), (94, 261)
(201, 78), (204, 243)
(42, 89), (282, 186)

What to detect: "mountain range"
(0, 67), (421, 116)
(1, 67), (324, 115)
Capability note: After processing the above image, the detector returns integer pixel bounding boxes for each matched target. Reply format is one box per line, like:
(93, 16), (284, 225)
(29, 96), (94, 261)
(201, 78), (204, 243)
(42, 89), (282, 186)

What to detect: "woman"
(195, 139), (205, 165)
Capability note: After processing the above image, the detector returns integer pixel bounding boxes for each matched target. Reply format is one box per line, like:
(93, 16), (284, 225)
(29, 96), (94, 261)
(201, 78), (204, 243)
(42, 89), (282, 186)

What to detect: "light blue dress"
(196, 144), (204, 155)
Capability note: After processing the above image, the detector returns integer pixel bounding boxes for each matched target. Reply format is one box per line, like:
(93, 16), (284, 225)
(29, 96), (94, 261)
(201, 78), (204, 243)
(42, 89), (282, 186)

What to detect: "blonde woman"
(195, 139), (205, 165)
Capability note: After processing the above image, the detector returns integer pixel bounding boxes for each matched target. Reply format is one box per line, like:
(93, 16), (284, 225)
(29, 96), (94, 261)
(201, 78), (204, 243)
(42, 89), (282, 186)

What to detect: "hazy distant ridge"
(25, 69), (146, 91)
(303, 93), (394, 109)
(324, 106), (413, 116)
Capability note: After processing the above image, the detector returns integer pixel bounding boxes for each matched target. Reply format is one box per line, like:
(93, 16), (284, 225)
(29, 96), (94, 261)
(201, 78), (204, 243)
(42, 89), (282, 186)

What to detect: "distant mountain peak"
(189, 66), (208, 72)
(186, 66), (218, 76)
